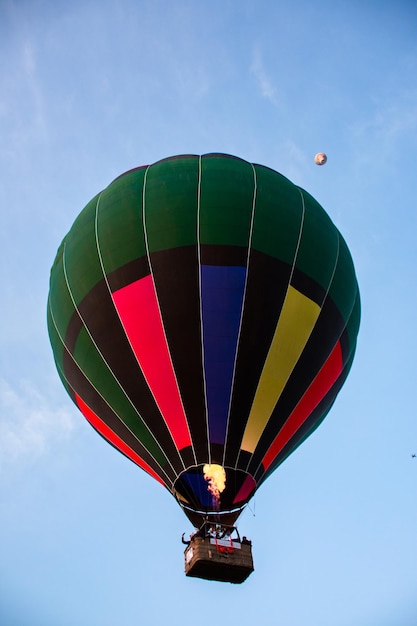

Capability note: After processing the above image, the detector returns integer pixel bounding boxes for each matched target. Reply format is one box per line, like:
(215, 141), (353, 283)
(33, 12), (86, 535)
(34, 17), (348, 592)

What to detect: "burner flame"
(203, 464), (226, 502)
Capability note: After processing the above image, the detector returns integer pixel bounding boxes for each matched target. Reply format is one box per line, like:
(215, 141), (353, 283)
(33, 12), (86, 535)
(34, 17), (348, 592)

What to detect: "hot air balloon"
(314, 152), (327, 165)
(47, 153), (360, 582)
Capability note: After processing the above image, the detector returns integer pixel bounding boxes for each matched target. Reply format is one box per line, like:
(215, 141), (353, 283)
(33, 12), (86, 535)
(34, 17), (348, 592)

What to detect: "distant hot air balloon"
(314, 152), (327, 165)
(47, 153), (360, 581)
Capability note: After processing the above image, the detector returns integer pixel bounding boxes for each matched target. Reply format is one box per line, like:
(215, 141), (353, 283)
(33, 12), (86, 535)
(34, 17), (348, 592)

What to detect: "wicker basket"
(184, 536), (254, 583)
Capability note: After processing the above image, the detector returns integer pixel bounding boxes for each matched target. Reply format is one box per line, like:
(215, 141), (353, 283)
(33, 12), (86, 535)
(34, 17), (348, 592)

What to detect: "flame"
(203, 464), (226, 501)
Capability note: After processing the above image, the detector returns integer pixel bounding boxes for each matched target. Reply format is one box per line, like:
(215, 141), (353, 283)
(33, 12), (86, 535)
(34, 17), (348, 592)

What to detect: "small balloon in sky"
(314, 152), (327, 165)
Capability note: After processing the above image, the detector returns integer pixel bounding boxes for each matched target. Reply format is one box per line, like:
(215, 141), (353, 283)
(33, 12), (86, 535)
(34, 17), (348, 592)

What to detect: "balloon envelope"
(47, 154), (360, 526)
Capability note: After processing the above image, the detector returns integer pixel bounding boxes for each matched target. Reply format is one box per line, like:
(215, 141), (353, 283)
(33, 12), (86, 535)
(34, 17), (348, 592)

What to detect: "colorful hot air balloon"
(47, 153), (360, 532)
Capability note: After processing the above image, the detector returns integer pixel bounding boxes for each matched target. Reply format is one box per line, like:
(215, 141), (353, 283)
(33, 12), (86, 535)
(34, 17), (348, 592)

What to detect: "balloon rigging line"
(253, 228), (361, 484)
(93, 180), (187, 474)
(141, 164), (195, 469)
(246, 499), (256, 517)
(222, 161), (258, 471)
(59, 226), (179, 481)
(250, 190), (343, 479)
(236, 184), (306, 474)
(197, 154), (212, 466)
(47, 297), (175, 488)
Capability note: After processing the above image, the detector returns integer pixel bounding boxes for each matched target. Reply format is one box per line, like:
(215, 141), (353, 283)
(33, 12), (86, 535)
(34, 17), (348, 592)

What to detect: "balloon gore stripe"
(261, 340), (343, 471)
(201, 264), (246, 446)
(241, 285), (321, 453)
(112, 275), (192, 451)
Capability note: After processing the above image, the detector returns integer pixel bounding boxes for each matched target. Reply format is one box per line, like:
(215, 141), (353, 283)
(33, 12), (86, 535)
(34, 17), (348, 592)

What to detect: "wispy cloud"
(0, 38), (47, 164)
(355, 101), (417, 144)
(280, 139), (310, 182)
(348, 88), (417, 169)
(250, 47), (279, 105)
(21, 40), (47, 139)
(0, 378), (75, 472)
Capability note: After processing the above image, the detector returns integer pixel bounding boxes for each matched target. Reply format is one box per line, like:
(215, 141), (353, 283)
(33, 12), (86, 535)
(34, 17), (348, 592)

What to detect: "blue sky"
(1, 1), (416, 624)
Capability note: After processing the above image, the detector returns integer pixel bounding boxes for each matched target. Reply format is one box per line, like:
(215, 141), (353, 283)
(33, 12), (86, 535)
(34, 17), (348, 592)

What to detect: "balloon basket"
(184, 535), (254, 584)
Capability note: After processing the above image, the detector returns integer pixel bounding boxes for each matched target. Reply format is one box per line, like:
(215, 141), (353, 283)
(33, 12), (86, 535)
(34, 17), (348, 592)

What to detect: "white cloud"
(250, 48), (279, 105)
(0, 377), (75, 472)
